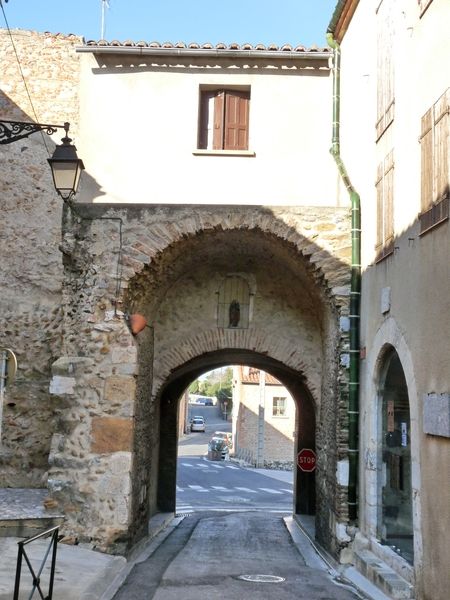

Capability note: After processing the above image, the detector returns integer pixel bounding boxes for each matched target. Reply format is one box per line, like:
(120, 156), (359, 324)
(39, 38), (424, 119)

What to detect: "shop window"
(379, 351), (414, 564)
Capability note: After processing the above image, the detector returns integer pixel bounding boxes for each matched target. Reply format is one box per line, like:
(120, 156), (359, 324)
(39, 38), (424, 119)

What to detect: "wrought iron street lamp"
(0, 119), (84, 201)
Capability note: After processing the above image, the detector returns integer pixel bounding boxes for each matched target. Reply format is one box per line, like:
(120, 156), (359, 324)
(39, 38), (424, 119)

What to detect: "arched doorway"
(155, 351), (316, 520)
(378, 348), (414, 563)
(51, 205), (352, 555)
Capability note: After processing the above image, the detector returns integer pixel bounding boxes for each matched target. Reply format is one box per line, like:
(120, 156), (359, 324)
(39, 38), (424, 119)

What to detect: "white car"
(190, 416), (206, 432)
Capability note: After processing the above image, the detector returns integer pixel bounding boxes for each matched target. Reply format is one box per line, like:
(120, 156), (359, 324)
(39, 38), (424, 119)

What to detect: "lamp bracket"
(0, 120), (68, 145)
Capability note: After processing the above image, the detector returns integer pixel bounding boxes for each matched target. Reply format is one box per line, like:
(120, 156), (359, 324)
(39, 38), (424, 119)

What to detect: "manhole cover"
(238, 574), (285, 583)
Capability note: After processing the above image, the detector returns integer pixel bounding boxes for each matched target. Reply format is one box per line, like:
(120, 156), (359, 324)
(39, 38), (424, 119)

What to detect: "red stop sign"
(297, 448), (316, 472)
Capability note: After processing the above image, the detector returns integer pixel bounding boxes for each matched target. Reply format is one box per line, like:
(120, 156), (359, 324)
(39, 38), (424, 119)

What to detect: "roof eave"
(327, 0), (360, 43)
(76, 45), (331, 61)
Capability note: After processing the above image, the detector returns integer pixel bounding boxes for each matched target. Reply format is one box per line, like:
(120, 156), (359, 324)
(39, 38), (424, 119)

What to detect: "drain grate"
(238, 574), (285, 583)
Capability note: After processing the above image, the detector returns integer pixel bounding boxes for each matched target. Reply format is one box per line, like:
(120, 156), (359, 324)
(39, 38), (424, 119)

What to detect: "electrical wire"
(0, 0), (51, 154)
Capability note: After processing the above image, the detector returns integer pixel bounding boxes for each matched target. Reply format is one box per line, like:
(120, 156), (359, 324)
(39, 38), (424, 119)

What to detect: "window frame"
(197, 87), (251, 153)
(272, 396), (287, 418)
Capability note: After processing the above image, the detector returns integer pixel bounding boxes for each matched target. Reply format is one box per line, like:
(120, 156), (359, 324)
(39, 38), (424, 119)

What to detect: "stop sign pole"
(297, 448), (316, 472)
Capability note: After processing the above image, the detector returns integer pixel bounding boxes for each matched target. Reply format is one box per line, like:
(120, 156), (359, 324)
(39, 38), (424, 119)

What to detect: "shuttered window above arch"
(198, 88), (250, 151)
(217, 275), (251, 329)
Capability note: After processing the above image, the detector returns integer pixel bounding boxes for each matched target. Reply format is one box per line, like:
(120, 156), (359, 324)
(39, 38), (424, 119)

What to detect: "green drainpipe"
(326, 32), (360, 522)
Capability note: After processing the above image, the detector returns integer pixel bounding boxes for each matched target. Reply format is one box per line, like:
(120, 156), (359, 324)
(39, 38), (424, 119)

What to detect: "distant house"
(231, 366), (295, 469)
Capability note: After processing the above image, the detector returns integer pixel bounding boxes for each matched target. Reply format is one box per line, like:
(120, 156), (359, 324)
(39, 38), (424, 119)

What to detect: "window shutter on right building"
(420, 108), (433, 213)
(375, 151), (394, 261)
(419, 89), (449, 233)
(376, 0), (395, 140)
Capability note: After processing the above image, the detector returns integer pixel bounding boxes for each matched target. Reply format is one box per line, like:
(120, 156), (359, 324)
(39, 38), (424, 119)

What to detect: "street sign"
(297, 448), (316, 472)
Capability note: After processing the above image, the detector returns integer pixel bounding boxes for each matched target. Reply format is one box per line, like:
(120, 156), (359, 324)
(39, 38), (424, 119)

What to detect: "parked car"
(212, 431), (232, 448)
(190, 416), (206, 432)
(195, 397), (214, 406)
(208, 436), (229, 460)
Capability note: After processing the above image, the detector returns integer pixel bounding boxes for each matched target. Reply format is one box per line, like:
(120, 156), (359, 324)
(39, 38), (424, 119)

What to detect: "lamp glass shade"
(48, 140), (84, 199)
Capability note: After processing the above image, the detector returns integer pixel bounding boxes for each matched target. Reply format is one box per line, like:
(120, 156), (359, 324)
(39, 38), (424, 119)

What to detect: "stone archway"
(49, 204), (351, 556)
(154, 350), (316, 519)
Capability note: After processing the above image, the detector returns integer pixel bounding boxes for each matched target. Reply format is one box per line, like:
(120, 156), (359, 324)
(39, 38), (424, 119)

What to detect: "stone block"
(49, 375), (76, 395)
(91, 417), (133, 453)
(423, 393), (450, 437)
(104, 376), (136, 403)
(111, 346), (137, 364)
(51, 356), (94, 376)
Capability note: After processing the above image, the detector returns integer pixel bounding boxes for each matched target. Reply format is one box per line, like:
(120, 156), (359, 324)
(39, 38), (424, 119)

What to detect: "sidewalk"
(0, 478), (389, 600)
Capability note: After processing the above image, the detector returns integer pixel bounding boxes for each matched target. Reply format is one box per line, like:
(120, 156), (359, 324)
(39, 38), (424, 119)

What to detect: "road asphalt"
(0, 415), (389, 600)
(0, 498), (389, 600)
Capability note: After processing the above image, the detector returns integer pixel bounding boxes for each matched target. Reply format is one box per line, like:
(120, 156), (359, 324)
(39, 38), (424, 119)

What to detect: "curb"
(90, 514), (185, 600)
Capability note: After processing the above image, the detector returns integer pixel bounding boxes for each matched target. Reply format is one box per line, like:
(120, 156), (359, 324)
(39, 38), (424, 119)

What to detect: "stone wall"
(46, 202), (352, 555)
(0, 30), (81, 486)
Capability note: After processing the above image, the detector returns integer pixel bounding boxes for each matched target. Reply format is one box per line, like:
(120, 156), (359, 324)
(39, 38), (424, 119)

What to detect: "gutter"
(76, 45), (330, 61)
(326, 31), (361, 523)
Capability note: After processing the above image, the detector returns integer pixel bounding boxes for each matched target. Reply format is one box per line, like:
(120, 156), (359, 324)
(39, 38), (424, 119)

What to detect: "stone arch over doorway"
(153, 350), (316, 519)
(49, 204), (351, 556)
(362, 317), (423, 573)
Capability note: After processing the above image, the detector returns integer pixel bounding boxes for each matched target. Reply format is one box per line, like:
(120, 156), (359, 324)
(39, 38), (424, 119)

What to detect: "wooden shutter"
(224, 91), (249, 151)
(375, 163), (384, 252)
(420, 107), (433, 212)
(376, 0), (395, 139)
(375, 151), (395, 261)
(213, 91), (225, 150)
(434, 89), (449, 201)
(384, 152), (394, 252)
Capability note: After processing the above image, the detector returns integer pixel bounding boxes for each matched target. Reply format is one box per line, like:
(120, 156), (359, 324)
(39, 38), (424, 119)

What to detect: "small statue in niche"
(229, 300), (240, 327)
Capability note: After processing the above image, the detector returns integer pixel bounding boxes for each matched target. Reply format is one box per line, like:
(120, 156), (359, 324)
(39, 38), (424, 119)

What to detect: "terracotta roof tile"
(239, 366), (282, 386)
(83, 39), (330, 54)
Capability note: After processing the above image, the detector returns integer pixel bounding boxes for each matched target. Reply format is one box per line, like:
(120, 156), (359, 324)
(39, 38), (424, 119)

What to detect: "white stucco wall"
(76, 51), (340, 206)
(339, 1), (450, 598)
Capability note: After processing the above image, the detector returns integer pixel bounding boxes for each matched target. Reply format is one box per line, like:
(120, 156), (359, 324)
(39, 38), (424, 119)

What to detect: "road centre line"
(258, 488), (283, 494)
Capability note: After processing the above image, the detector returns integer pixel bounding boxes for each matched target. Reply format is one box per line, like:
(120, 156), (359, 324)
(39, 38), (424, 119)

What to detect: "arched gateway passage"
(157, 351), (316, 518)
(51, 205), (351, 557)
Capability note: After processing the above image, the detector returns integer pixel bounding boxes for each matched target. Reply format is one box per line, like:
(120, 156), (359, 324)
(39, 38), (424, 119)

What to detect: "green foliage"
(188, 367), (233, 410)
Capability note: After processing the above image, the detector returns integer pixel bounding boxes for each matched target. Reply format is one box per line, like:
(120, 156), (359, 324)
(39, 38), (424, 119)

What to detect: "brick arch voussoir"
(152, 327), (319, 404)
(120, 212), (351, 303)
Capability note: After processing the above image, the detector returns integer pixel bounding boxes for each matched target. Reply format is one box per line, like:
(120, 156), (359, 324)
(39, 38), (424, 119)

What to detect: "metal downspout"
(326, 32), (361, 522)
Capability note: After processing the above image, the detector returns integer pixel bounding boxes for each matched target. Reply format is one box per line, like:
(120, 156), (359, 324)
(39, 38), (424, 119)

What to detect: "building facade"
(0, 29), (354, 559)
(232, 366), (295, 468)
(329, 1), (450, 598)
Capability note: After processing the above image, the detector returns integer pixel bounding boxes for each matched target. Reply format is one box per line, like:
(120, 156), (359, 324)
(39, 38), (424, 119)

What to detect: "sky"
(0, 1), (337, 48)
